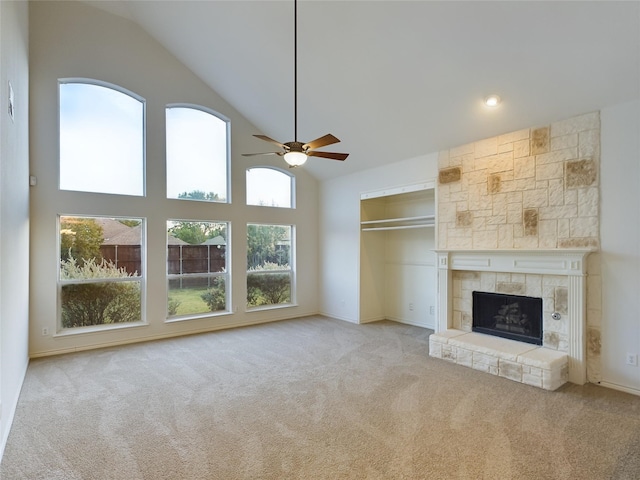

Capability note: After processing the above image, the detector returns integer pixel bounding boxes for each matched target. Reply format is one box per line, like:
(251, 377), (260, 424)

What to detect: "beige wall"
(29, 1), (319, 356)
(0, 0), (30, 456)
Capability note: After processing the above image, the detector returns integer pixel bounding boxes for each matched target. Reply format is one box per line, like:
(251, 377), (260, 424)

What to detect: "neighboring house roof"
(168, 235), (188, 245)
(201, 236), (226, 246)
(103, 225), (142, 246)
(94, 218), (137, 244)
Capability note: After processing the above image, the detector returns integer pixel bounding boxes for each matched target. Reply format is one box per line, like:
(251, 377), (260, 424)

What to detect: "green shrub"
(246, 272), (291, 307)
(60, 256), (140, 328)
(200, 277), (226, 312)
(167, 297), (181, 316)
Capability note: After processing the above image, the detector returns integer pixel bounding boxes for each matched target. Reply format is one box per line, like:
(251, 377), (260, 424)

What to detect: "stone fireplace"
(430, 249), (593, 390)
(430, 111), (601, 390)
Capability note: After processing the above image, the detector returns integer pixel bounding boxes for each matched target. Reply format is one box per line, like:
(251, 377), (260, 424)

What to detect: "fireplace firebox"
(472, 291), (543, 345)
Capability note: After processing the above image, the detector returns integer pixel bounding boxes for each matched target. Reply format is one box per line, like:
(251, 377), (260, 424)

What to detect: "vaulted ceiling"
(84, 1), (640, 181)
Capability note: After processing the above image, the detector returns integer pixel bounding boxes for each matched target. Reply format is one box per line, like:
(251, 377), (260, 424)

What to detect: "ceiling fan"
(242, 0), (349, 168)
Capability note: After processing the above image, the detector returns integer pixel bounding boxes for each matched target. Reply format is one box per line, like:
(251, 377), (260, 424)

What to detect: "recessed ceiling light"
(484, 94), (501, 107)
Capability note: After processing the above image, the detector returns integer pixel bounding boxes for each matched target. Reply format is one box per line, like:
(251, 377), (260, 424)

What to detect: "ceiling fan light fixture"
(484, 94), (501, 107)
(284, 151), (308, 167)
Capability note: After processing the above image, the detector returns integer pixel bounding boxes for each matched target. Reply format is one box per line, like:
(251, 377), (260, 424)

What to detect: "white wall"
(600, 99), (640, 394)
(0, 0), (30, 457)
(29, 1), (319, 357)
(319, 153), (438, 322)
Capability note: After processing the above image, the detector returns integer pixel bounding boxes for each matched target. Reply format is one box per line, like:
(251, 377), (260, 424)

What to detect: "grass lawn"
(168, 286), (210, 316)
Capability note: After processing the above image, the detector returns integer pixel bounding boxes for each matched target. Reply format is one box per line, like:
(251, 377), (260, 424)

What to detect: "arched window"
(246, 167), (294, 208)
(59, 80), (145, 196)
(166, 105), (230, 203)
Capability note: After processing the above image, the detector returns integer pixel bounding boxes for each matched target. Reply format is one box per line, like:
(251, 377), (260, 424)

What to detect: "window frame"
(57, 214), (147, 334)
(165, 103), (231, 204)
(58, 78), (146, 197)
(246, 166), (296, 209)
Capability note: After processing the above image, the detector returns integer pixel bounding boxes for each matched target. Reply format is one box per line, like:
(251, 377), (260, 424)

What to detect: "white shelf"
(361, 214), (435, 231)
(361, 215), (435, 226)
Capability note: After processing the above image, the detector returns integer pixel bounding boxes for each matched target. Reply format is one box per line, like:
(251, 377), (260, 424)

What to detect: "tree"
(178, 190), (221, 202)
(168, 221), (226, 245)
(247, 225), (290, 269)
(60, 217), (104, 265)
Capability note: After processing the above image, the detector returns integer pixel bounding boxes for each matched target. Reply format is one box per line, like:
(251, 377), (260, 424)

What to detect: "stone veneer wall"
(437, 111), (602, 382)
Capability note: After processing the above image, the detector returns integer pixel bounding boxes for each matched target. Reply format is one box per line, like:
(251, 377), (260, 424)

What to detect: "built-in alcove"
(359, 182), (436, 328)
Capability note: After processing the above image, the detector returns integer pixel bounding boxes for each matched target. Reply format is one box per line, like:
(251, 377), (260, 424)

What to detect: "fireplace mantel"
(434, 249), (593, 276)
(434, 248), (595, 385)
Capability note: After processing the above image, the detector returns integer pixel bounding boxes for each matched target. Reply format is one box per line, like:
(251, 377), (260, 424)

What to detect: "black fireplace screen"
(472, 291), (543, 345)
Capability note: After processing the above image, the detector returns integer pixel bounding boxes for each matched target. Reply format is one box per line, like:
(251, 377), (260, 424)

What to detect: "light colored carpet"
(2, 316), (639, 479)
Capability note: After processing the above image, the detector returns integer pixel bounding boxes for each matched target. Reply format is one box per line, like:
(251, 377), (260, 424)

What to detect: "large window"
(59, 80), (144, 196)
(246, 167), (294, 208)
(247, 224), (293, 308)
(167, 220), (229, 318)
(166, 105), (229, 202)
(59, 215), (144, 329)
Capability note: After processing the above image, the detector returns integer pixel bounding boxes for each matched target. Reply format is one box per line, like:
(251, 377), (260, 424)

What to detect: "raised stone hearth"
(429, 329), (567, 390)
(432, 249), (593, 389)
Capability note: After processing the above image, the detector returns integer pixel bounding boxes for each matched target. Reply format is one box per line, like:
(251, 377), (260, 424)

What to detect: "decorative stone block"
(551, 111), (599, 137)
(488, 174), (501, 194)
(499, 360), (523, 382)
(536, 162), (563, 181)
(457, 348), (473, 367)
(565, 159), (597, 188)
(439, 167), (461, 184)
(569, 216), (598, 238)
(578, 187), (599, 217)
(523, 209), (538, 236)
(555, 287), (568, 315)
(587, 327), (601, 356)
(579, 129), (600, 159)
(522, 373), (543, 388)
(429, 339), (443, 358)
(531, 127), (550, 155)
(513, 139), (531, 158)
(496, 282), (526, 295)
(536, 148), (578, 164)
(523, 189), (548, 208)
(475, 137), (498, 158)
(550, 133), (578, 151)
(456, 210), (473, 227)
(498, 128), (530, 145)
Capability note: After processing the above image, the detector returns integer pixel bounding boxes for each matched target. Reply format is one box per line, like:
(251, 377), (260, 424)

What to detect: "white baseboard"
(598, 381), (640, 397)
(0, 358), (29, 462)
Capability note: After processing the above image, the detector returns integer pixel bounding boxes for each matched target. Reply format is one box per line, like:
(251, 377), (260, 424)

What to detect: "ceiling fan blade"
(303, 134), (340, 151)
(241, 152), (283, 157)
(308, 151), (349, 161)
(253, 134), (287, 149)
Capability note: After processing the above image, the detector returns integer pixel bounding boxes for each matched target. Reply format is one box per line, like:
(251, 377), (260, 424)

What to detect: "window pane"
(61, 281), (141, 328)
(60, 216), (143, 278)
(247, 272), (291, 307)
(167, 220), (228, 318)
(59, 215), (143, 329)
(59, 82), (144, 196)
(168, 276), (226, 317)
(246, 168), (293, 208)
(247, 224), (291, 269)
(166, 106), (228, 202)
(247, 224), (292, 308)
